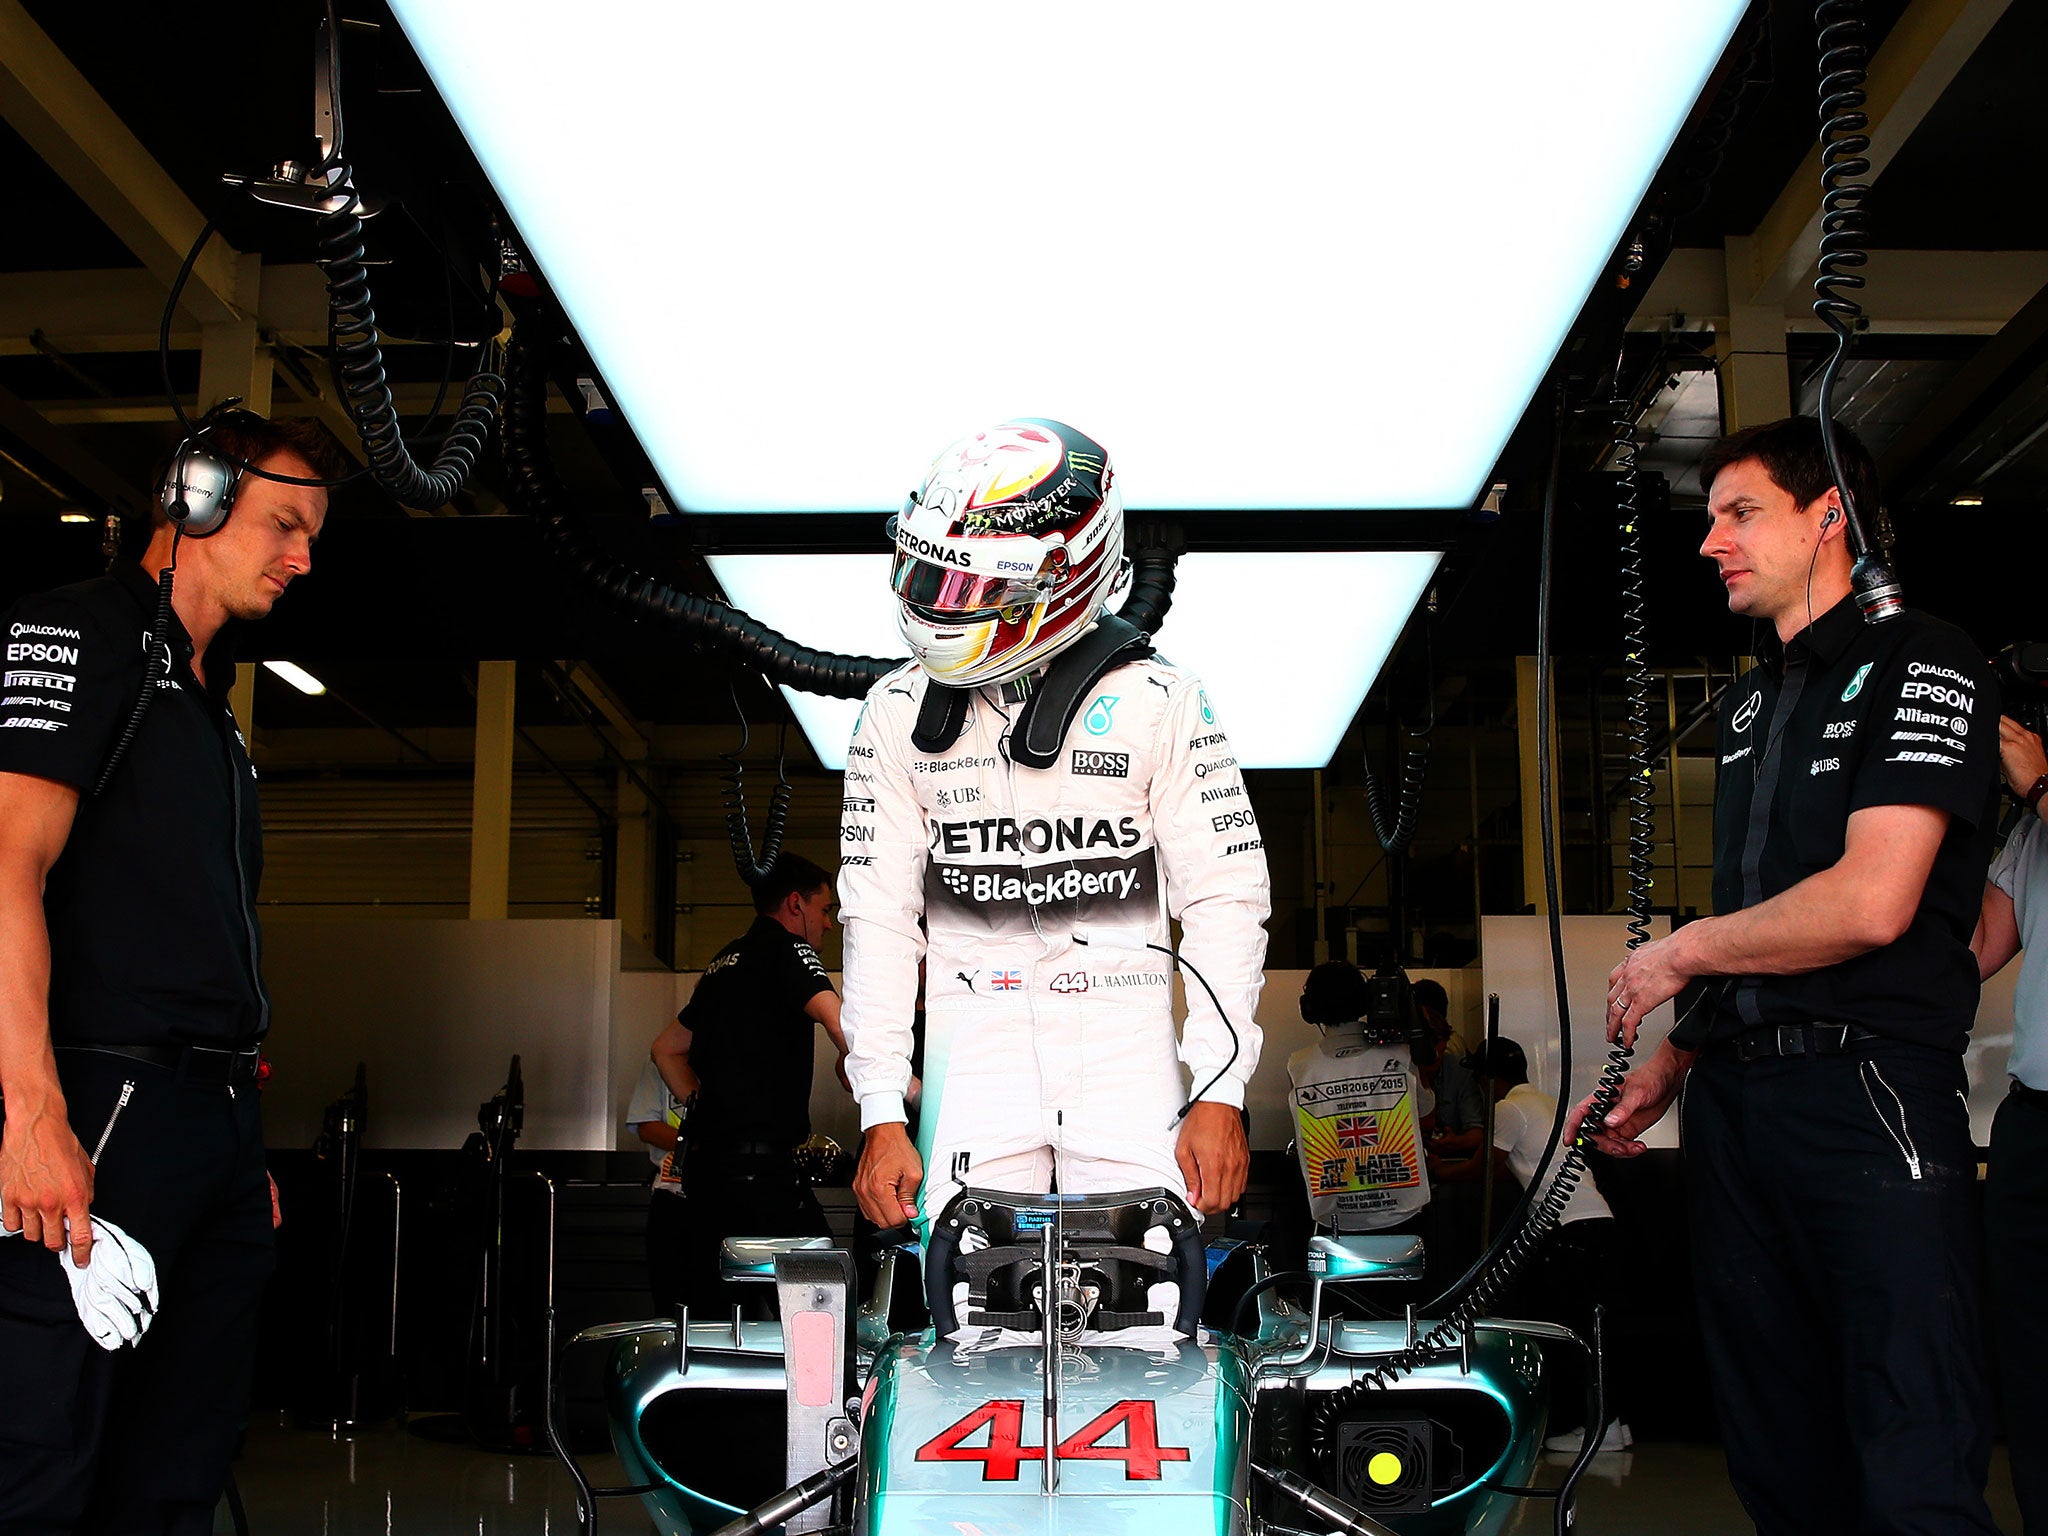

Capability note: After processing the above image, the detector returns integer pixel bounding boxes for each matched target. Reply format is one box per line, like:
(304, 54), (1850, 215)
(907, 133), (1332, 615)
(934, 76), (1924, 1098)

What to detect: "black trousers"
(0, 1049), (275, 1535)
(1986, 1084), (2048, 1535)
(645, 1190), (689, 1317)
(678, 1160), (830, 1319)
(1682, 1040), (1997, 1536)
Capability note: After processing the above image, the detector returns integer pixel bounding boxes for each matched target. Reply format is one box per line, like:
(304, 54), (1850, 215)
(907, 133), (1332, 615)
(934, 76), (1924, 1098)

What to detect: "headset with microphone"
(159, 398), (263, 538)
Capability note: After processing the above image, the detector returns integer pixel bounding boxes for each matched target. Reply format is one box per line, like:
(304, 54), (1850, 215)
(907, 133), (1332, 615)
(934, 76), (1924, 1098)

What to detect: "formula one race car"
(550, 1187), (1590, 1536)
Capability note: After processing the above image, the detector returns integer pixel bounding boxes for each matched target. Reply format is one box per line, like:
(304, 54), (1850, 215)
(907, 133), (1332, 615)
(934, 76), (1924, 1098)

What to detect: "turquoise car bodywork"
(595, 1241), (1552, 1535)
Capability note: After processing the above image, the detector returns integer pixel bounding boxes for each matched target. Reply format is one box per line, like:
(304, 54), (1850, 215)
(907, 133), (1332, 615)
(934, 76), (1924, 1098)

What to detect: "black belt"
(58, 1041), (263, 1085)
(2011, 1079), (2048, 1108)
(1730, 1023), (1880, 1063)
(689, 1138), (798, 1163)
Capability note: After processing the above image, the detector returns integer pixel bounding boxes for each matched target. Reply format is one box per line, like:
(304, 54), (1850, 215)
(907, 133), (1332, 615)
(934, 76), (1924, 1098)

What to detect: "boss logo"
(1071, 749), (1130, 778)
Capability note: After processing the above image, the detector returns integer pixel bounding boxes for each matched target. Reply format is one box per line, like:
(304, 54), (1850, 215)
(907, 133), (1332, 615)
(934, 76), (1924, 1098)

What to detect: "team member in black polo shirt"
(650, 853), (849, 1313)
(1571, 417), (2001, 1535)
(0, 410), (342, 1529)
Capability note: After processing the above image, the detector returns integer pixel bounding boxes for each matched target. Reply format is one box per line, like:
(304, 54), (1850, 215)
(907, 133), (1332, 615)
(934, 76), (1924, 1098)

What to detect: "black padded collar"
(909, 616), (1155, 766)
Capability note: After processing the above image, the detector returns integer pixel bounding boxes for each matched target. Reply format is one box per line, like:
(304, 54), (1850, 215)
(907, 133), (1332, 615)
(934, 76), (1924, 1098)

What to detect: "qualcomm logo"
(1084, 695), (1118, 736)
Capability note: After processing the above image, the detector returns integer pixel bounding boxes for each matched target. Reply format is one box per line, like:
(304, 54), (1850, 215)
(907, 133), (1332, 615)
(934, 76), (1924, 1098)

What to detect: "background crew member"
(624, 1054), (689, 1315)
(1413, 978), (1485, 1154)
(1971, 710), (2048, 1533)
(0, 411), (341, 1530)
(1435, 1039), (1627, 1455)
(650, 853), (848, 1314)
(1574, 417), (2001, 1536)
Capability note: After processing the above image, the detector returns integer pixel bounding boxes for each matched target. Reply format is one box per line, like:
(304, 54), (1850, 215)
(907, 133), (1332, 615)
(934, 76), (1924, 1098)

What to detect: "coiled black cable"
(1812, 0), (1903, 620)
(91, 549), (177, 798)
(723, 685), (795, 887)
(315, 203), (503, 509)
(1360, 613), (1433, 855)
(1603, 361), (1653, 1132)
(500, 328), (1183, 698)
(1309, 395), (1638, 1521)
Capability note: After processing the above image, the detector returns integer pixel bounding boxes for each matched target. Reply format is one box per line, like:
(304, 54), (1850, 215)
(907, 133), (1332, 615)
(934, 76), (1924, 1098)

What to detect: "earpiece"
(1821, 504), (1841, 531)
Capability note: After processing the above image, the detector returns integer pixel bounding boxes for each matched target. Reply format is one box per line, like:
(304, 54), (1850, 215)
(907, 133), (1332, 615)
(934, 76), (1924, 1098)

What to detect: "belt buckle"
(1774, 1024), (1803, 1057)
(1815, 1024), (1848, 1053)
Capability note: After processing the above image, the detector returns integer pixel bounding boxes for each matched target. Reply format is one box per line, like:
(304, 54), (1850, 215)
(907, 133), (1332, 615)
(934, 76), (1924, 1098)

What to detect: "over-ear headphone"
(158, 399), (248, 538)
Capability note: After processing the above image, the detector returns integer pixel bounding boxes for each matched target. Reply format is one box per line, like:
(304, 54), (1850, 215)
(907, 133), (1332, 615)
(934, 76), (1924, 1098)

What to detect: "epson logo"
(843, 824), (876, 843)
(897, 530), (971, 568)
(4, 670), (73, 693)
(1199, 784), (1243, 803)
(928, 815), (1141, 856)
(10, 623), (80, 641)
(1211, 808), (1257, 832)
(1900, 681), (1974, 711)
(6, 643), (77, 665)
(1070, 749), (1130, 779)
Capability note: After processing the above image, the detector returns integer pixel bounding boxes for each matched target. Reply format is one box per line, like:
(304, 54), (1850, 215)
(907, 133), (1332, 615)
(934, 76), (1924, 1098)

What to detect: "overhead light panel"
(58, 511), (91, 524)
(390, 1), (1747, 516)
(264, 660), (328, 696)
(706, 550), (1440, 771)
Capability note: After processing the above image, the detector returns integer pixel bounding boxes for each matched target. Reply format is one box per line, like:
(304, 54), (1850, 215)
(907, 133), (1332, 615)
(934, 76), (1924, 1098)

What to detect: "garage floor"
(213, 1414), (2025, 1535)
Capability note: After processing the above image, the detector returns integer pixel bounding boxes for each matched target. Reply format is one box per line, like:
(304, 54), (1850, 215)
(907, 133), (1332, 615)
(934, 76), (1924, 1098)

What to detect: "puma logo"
(1147, 676), (1171, 694)
(956, 971), (977, 992)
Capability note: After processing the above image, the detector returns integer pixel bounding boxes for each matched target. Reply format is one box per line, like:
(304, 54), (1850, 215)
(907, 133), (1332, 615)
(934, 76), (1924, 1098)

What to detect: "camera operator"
(1971, 665), (2048, 1534)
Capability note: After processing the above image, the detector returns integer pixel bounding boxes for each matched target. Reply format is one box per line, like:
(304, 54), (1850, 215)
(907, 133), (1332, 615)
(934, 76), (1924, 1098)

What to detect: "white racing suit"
(838, 654), (1270, 1229)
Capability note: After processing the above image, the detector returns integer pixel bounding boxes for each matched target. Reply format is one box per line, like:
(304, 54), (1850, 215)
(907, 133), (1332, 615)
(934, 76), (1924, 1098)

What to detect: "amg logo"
(1224, 839), (1264, 856)
(1200, 784), (1244, 804)
(1070, 750), (1130, 778)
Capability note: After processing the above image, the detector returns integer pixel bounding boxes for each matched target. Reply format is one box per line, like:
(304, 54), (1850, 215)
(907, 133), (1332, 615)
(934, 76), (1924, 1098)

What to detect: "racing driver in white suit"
(840, 419), (1270, 1234)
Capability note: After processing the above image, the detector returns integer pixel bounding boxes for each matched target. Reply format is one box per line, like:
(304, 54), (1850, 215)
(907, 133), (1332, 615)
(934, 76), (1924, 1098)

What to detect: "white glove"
(58, 1216), (160, 1350)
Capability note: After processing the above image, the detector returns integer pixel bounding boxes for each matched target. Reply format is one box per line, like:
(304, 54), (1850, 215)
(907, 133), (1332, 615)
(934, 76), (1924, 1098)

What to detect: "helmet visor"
(891, 550), (1042, 618)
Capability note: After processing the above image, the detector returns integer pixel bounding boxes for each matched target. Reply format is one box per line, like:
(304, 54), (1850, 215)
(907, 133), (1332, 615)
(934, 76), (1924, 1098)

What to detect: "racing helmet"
(890, 419), (1126, 689)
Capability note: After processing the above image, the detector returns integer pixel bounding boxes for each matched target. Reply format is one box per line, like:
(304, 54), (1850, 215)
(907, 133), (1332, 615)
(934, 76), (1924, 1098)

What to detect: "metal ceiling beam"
(0, 381), (142, 515)
(0, 1), (244, 325)
(0, 266), (339, 356)
(1634, 248), (2048, 335)
(1731, 0), (2015, 310)
(1878, 276), (2048, 495)
(560, 663), (649, 754)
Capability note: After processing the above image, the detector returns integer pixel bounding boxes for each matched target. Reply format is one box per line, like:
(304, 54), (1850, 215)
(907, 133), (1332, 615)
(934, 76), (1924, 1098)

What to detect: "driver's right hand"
(854, 1123), (923, 1228)
(1565, 1040), (1695, 1158)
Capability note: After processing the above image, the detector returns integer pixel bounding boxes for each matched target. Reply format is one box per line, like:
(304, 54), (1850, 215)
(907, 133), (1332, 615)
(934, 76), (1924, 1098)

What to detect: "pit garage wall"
(257, 918), (2021, 1154)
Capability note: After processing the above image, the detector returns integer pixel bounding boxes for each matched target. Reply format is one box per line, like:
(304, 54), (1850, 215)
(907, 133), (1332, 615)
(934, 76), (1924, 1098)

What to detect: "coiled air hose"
(1812, 0), (1903, 621)
(723, 690), (795, 887)
(1360, 613), (1433, 855)
(314, 202), (504, 510)
(1310, 394), (1641, 1528)
(500, 329), (1183, 698)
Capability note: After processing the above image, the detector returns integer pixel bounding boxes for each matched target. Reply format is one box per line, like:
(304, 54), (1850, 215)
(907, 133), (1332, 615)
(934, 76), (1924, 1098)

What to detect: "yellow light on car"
(1368, 1452), (1404, 1486)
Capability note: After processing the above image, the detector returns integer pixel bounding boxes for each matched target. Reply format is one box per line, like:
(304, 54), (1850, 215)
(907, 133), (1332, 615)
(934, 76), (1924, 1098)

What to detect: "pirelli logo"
(1071, 749), (1130, 778)
(4, 670), (74, 693)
